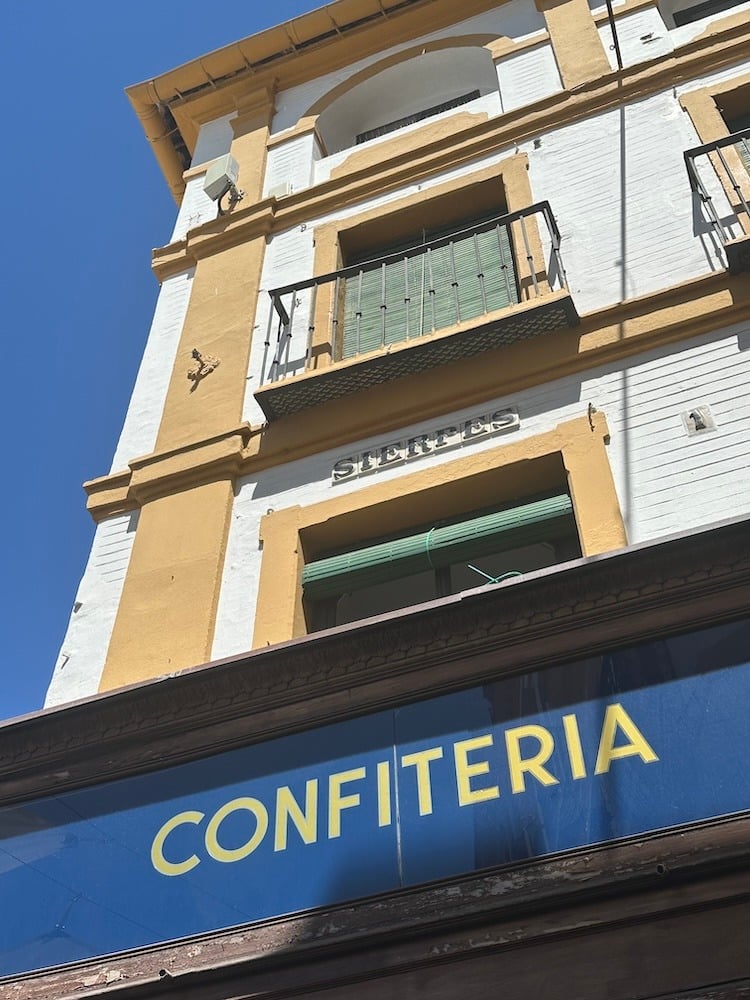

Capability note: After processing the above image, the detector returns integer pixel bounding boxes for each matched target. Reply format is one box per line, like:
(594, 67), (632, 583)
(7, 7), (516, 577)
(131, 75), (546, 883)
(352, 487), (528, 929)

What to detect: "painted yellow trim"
(327, 109), (491, 181)
(129, 427), (250, 505)
(98, 477), (236, 692)
(253, 413), (625, 647)
(307, 154), (542, 365)
(151, 14), (750, 283)
(153, 236), (268, 455)
(267, 116), (320, 151)
(680, 77), (750, 233)
(229, 89), (275, 207)
(535, 0), (610, 89)
(85, 266), (750, 522)
(132, 0), (507, 189)
(305, 35), (501, 119)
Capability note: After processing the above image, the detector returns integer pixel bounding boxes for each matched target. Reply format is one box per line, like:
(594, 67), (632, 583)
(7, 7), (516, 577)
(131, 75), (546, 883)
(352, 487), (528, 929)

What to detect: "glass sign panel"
(2, 618), (750, 978)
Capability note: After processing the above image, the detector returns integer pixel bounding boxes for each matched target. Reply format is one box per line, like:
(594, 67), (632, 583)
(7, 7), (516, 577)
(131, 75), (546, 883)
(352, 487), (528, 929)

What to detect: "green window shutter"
(341, 219), (519, 359)
(726, 114), (750, 175)
(302, 494), (574, 599)
(734, 136), (750, 174)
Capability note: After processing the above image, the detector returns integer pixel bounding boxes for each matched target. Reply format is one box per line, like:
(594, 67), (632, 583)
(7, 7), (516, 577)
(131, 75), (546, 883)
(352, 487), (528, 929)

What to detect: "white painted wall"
(271, 4), (547, 137)
(45, 513), (139, 706)
(264, 132), (317, 198)
(191, 113), (236, 167)
(216, 323), (750, 661)
(496, 42), (563, 112)
(598, 5), (674, 69)
(171, 174), (218, 242)
(110, 269), (195, 473)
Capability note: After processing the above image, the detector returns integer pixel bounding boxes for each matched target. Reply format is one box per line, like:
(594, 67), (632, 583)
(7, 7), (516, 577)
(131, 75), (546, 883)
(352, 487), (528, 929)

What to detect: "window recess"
(340, 211), (519, 360)
(725, 112), (750, 174)
(304, 493), (580, 630)
(684, 92), (750, 273)
(672, 0), (747, 25)
(355, 90), (481, 145)
(256, 199), (577, 420)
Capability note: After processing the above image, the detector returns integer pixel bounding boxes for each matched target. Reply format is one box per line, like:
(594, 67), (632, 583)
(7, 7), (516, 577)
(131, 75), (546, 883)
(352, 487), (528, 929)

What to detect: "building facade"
(3, 0), (750, 995)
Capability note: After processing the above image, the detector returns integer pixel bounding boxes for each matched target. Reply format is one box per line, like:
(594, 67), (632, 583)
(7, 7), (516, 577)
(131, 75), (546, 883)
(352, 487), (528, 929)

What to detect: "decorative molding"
(10, 817), (750, 998)
(85, 268), (750, 520)
(2, 517), (748, 802)
(149, 13), (750, 270)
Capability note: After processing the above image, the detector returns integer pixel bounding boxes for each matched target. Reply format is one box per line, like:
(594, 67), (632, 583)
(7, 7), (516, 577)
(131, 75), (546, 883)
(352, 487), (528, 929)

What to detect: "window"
(315, 47), (499, 155)
(304, 492), (581, 630)
(355, 91), (481, 145)
(720, 109), (750, 175)
(672, 0), (746, 24)
(337, 190), (521, 360)
(253, 414), (626, 648)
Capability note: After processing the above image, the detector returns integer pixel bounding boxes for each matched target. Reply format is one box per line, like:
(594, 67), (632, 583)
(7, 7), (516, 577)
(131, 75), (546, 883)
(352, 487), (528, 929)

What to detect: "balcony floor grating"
(255, 293), (579, 421)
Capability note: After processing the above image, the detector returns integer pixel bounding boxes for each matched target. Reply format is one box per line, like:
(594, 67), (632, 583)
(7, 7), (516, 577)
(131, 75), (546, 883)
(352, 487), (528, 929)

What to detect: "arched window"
(316, 47), (499, 154)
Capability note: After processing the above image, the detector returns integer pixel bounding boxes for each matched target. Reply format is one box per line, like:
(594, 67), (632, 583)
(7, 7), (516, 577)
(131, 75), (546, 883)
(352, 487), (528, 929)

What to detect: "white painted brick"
(216, 324), (750, 661)
(45, 513), (138, 706)
(110, 269), (195, 472)
(497, 43), (563, 112)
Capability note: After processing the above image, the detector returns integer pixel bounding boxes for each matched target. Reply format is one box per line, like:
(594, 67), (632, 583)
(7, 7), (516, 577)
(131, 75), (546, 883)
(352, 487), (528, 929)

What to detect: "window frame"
(306, 155), (544, 371)
(681, 76), (750, 234)
(253, 413), (627, 648)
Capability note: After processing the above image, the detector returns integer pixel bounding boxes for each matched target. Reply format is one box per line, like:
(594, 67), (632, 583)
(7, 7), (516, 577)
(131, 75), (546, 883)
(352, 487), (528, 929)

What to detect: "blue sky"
(0, 1), (317, 720)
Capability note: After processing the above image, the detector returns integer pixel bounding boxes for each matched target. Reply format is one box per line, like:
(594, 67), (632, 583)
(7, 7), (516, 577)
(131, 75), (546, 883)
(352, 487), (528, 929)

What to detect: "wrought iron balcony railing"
(255, 201), (578, 420)
(685, 128), (750, 273)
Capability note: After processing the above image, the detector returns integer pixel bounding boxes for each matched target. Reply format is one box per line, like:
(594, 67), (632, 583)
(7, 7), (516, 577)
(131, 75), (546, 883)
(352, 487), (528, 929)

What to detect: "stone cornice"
(3, 516), (749, 804)
(151, 11), (750, 269)
(84, 268), (750, 520)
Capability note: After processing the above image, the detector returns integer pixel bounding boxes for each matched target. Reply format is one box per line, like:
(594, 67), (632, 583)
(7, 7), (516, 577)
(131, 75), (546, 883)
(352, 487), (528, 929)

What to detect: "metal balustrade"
(259, 201), (569, 388)
(685, 128), (750, 273)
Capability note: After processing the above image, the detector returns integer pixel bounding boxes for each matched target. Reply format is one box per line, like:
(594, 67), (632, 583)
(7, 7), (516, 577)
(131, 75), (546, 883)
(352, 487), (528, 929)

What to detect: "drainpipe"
(604, 0), (624, 70)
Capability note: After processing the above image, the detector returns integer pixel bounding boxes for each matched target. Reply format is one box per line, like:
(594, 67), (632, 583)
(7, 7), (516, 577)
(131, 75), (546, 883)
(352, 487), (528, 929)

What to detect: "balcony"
(685, 128), (750, 274)
(254, 202), (579, 421)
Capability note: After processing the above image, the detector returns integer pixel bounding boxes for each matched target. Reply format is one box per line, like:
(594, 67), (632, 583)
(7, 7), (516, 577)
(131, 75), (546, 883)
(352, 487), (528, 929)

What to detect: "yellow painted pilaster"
(254, 414), (626, 648)
(230, 85), (276, 205)
(98, 477), (235, 691)
(536, 0), (611, 89)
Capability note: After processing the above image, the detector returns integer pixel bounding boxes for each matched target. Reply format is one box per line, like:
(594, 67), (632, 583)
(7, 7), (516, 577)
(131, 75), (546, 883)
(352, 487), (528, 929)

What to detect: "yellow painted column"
(98, 88), (277, 690)
(98, 476), (236, 691)
(536, 0), (611, 89)
(152, 88), (276, 454)
(562, 411), (628, 555)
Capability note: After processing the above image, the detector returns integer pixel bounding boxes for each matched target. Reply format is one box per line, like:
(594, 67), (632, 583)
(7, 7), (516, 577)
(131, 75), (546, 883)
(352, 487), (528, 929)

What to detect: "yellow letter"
(505, 724), (559, 794)
(205, 797), (269, 863)
(274, 780), (318, 852)
(454, 735), (500, 806)
(377, 760), (392, 827)
(151, 810), (204, 877)
(401, 747), (444, 815)
(562, 713), (587, 779)
(328, 767), (366, 838)
(595, 703), (659, 774)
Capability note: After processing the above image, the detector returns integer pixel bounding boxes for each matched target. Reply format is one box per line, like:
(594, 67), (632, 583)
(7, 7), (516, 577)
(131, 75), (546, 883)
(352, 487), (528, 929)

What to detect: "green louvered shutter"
(727, 114), (750, 175)
(302, 494), (573, 599)
(341, 218), (519, 359)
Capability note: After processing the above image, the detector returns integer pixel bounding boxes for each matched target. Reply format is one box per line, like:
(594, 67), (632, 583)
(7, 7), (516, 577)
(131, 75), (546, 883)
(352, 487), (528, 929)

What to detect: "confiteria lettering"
(151, 702), (658, 877)
(332, 407), (520, 483)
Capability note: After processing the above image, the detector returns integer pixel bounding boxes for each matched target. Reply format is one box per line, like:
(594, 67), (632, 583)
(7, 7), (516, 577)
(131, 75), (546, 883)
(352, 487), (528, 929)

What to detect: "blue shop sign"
(2, 617), (750, 977)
